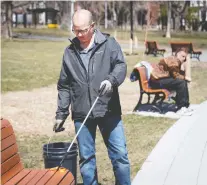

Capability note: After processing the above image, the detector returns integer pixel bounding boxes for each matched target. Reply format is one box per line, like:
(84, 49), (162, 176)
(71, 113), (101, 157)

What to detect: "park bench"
(1, 118), (75, 185)
(170, 42), (202, 61)
(132, 66), (171, 112)
(145, 41), (166, 57)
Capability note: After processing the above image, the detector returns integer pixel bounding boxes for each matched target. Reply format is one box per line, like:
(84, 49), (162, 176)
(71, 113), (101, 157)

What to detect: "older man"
(53, 9), (131, 185)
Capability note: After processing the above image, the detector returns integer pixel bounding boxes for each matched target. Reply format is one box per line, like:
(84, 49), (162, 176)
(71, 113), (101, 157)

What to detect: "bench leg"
(152, 94), (160, 104)
(191, 53), (201, 61)
(147, 94), (151, 104)
(197, 54), (200, 61)
(154, 50), (157, 57)
(157, 93), (166, 113)
(133, 93), (143, 111)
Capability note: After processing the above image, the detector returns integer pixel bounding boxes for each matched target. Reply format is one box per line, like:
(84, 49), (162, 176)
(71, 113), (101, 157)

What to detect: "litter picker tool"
(56, 84), (106, 171)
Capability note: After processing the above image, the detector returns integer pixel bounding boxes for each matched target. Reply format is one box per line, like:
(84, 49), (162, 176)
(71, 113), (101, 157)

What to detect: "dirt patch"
(1, 78), (139, 136)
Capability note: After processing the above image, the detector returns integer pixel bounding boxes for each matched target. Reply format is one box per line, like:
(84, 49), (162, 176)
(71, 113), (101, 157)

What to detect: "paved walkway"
(132, 100), (207, 185)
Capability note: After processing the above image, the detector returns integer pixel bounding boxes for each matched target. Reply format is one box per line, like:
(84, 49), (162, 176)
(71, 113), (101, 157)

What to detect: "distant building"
(11, 1), (59, 28)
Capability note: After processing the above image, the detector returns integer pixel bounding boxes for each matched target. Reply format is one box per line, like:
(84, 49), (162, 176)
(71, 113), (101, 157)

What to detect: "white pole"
(70, 0), (74, 33)
(105, 1), (108, 29)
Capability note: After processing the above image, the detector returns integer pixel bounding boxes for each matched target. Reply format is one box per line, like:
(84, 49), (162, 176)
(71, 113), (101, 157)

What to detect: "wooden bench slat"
(1, 143), (18, 164)
(1, 162), (24, 184)
(1, 153), (21, 175)
(59, 172), (75, 185)
(45, 169), (69, 185)
(17, 170), (39, 185)
(1, 119), (75, 185)
(1, 134), (16, 151)
(1, 125), (14, 140)
(35, 169), (57, 185)
(26, 169), (49, 185)
(137, 67), (170, 97)
(4, 169), (31, 185)
(133, 66), (171, 112)
(145, 41), (166, 57)
(170, 42), (202, 61)
(1, 119), (11, 129)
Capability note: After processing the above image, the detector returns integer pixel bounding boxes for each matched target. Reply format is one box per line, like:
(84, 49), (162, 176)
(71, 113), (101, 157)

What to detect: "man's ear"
(91, 22), (95, 27)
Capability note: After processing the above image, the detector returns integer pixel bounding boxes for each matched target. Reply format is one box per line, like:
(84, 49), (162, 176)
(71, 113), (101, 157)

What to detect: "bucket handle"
(46, 132), (75, 157)
(46, 133), (54, 157)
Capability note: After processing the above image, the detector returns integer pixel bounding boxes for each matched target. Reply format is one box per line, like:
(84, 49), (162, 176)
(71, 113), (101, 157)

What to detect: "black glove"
(53, 119), (65, 132)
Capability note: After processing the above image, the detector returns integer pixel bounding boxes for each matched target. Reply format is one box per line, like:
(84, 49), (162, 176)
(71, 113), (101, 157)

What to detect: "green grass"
(16, 115), (174, 184)
(2, 38), (207, 104)
(190, 64), (207, 103)
(125, 55), (207, 104)
(1, 39), (67, 92)
(13, 28), (207, 48)
(2, 38), (207, 184)
(13, 28), (72, 38)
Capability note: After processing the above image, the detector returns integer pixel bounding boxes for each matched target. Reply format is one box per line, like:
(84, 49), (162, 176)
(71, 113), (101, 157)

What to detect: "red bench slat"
(26, 169), (49, 185)
(45, 169), (69, 185)
(1, 125), (14, 140)
(35, 169), (56, 185)
(1, 119), (75, 185)
(1, 119), (11, 129)
(136, 67), (170, 97)
(1, 143), (18, 163)
(59, 172), (75, 185)
(17, 170), (40, 185)
(1, 134), (16, 151)
(1, 162), (24, 184)
(1, 153), (21, 175)
(4, 169), (31, 185)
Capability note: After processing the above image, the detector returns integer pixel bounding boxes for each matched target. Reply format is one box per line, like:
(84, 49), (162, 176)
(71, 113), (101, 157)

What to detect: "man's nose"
(77, 32), (83, 37)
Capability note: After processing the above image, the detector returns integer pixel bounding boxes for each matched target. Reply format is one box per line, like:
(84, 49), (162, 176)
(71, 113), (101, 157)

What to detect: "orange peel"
(49, 167), (67, 172)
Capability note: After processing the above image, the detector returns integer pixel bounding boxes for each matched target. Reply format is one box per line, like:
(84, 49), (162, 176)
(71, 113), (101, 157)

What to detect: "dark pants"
(149, 77), (190, 110)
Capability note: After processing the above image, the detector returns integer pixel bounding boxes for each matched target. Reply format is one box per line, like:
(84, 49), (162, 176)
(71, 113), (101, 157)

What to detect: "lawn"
(1, 39), (66, 92)
(13, 27), (207, 48)
(2, 38), (207, 184)
(16, 116), (175, 184)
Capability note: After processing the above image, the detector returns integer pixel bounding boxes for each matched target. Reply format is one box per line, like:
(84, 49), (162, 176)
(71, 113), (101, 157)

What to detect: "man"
(53, 9), (131, 185)
(149, 48), (192, 115)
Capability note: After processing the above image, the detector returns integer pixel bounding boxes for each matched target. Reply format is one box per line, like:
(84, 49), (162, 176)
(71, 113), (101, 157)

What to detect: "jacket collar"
(68, 29), (107, 48)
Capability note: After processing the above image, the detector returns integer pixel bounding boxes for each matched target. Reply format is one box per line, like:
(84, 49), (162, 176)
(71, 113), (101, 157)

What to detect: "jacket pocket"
(71, 84), (89, 115)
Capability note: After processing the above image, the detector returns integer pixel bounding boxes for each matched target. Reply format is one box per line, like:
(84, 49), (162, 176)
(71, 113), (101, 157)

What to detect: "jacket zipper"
(69, 39), (93, 116)
(69, 39), (107, 117)
(87, 42), (107, 116)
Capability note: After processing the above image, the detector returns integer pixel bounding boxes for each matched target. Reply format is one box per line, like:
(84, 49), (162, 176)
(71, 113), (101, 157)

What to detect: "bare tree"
(2, 1), (13, 39)
(77, 1), (105, 27)
(105, 1), (108, 29)
(171, 1), (190, 30)
(112, 1), (117, 27)
(52, 1), (71, 30)
(166, 1), (171, 38)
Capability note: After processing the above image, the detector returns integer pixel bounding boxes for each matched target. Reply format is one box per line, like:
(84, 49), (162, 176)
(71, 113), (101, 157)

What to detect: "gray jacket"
(56, 29), (127, 121)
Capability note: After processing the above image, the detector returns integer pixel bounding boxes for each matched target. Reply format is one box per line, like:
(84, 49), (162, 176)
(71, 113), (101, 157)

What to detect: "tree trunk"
(105, 1), (108, 29)
(166, 1), (171, 38)
(5, 1), (13, 39)
(112, 1), (117, 38)
(130, 1), (133, 40)
(112, 1), (117, 27)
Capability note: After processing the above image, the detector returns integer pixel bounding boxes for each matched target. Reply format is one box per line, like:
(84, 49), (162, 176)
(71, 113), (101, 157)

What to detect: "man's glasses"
(72, 25), (92, 35)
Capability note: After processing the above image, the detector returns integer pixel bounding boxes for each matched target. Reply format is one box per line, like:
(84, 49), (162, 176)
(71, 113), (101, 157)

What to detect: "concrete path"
(132, 100), (207, 185)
